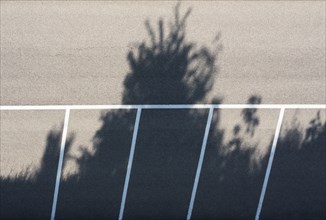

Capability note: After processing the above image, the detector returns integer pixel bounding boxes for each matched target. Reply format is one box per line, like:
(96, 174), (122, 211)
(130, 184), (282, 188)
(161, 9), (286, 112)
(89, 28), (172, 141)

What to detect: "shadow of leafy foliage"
(0, 128), (74, 219)
(1, 3), (325, 220)
(261, 111), (325, 220)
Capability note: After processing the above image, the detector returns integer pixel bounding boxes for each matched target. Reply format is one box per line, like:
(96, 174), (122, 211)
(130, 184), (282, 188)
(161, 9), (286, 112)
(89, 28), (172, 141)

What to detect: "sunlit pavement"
(1, 1), (325, 219)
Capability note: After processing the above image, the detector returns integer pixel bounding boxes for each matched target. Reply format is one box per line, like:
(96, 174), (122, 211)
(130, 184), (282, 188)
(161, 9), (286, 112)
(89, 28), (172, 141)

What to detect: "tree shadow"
(0, 127), (74, 219)
(1, 3), (325, 220)
(122, 4), (220, 105)
(191, 96), (271, 219)
(261, 111), (326, 220)
(56, 4), (222, 219)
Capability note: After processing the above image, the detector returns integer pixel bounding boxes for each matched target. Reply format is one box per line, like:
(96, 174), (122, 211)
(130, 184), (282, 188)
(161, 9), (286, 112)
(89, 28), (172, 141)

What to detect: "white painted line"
(255, 107), (285, 220)
(0, 104), (325, 111)
(187, 107), (214, 220)
(118, 107), (142, 220)
(50, 109), (71, 220)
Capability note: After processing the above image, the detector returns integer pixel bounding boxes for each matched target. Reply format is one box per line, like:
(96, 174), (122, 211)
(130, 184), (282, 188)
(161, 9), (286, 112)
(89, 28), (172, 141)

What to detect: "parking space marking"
(187, 107), (214, 220)
(118, 107), (142, 220)
(1, 104), (325, 111)
(50, 109), (71, 220)
(255, 108), (285, 220)
(1, 104), (324, 220)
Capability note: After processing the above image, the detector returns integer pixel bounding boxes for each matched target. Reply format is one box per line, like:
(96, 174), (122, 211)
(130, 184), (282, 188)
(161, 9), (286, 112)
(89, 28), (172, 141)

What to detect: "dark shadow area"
(122, 4), (220, 105)
(261, 111), (326, 220)
(57, 4), (222, 219)
(56, 109), (137, 219)
(123, 108), (209, 219)
(192, 97), (271, 220)
(1, 3), (325, 220)
(0, 127), (74, 219)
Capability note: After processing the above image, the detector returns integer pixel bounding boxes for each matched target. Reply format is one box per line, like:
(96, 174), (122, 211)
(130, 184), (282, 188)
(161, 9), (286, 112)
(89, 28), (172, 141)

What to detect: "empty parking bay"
(0, 110), (65, 219)
(55, 109), (137, 219)
(123, 109), (209, 219)
(260, 109), (326, 220)
(191, 109), (279, 219)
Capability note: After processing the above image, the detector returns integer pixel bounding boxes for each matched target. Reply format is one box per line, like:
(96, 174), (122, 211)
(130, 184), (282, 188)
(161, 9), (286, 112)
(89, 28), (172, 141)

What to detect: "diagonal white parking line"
(50, 108), (71, 220)
(187, 107), (214, 220)
(118, 107), (142, 220)
(255, 107), (285, 220)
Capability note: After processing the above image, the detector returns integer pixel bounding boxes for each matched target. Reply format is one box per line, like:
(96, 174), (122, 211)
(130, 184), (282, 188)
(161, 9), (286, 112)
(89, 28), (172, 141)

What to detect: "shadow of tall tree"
(55, 4), (273, 219)
(1, 3), (325, 220)
(56, 4), (223, 219)
(122, 4), (220, 104)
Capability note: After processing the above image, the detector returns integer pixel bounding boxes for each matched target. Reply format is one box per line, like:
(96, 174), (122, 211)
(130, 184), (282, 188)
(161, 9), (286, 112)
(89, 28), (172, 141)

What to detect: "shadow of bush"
(1, 3), (325, 220)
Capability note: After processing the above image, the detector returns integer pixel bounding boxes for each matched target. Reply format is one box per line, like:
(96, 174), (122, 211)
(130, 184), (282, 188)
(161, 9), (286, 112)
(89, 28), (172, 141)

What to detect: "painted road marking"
(1, 104), (324, 220)
(255, 108), (285, 220)
(1, 104), (325, 111)
(118, 108), (142, 220)
(50, 109), (71, 220)
(187, 107), (214, 220)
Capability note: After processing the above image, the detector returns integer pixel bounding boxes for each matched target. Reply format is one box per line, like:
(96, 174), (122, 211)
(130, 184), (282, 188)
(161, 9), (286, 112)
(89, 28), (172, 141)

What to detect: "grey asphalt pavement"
(1, 1), (325, 219)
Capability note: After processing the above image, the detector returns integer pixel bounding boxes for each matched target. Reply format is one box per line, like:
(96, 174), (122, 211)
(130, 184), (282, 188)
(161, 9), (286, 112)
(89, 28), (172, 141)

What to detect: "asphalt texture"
(1, 1), (325, 219)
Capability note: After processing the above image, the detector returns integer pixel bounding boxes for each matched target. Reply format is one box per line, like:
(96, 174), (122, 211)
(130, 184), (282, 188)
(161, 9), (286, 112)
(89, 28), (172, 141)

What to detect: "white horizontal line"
(0, 104), (325, 111)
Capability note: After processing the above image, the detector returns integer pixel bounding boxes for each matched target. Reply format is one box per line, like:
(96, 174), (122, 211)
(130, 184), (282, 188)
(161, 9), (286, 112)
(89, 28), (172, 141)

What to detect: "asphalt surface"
(1, 1), (325, 219)
(1, 109), (325, 219)
(1, 1), (325, 105)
